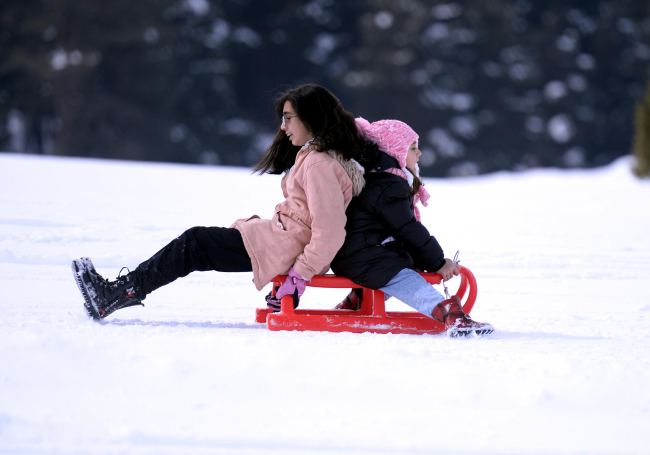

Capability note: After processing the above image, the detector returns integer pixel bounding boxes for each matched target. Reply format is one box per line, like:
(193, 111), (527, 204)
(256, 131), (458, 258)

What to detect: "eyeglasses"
(282, 114), (296, 126)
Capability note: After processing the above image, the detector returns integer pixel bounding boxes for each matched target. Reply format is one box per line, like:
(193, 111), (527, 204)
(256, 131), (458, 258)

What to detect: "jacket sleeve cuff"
(431, 257), (446, 273)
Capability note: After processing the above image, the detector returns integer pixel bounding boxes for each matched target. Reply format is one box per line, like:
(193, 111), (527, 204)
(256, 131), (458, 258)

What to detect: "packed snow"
(0, 153), (649, 454)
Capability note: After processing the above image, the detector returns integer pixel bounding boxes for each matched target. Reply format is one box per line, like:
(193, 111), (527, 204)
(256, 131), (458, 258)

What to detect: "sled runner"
(255, 265), (478, 335)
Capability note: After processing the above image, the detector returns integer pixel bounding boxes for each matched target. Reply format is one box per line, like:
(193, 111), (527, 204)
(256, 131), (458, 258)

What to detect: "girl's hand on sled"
(437, 259), (460, 281)
(276, 267), (307, 300)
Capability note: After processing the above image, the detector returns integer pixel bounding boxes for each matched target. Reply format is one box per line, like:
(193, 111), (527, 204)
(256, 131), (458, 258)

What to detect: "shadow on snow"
(102, 318), (266, 330)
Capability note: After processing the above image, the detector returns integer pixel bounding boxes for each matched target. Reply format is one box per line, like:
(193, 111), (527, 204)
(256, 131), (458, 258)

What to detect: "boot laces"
(108, 267), (132, 290)
(117, 267), (131, 279)
(94, 267), (130, 284)
(102, 267), (131, 292)
(92, 272), (110, 288)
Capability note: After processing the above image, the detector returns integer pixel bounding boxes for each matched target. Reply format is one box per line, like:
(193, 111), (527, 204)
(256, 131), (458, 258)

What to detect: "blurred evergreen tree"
(339, 0), (650, 176)
(633, 68), (650, 178)
(0, 0), (362, 166)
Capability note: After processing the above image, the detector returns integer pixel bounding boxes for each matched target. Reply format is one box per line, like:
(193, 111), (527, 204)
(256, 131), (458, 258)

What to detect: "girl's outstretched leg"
(72, 227), (252, 319)
(134, 226), (252, 299)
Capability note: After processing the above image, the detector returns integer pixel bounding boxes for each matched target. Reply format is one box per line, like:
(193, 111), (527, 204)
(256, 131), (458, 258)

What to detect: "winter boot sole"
(448, 325), (495, 338)
(71, 260), (101, 320)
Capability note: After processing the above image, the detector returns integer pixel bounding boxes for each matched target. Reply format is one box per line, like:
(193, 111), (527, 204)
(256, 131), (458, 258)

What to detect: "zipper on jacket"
(380, 236), (396, 245)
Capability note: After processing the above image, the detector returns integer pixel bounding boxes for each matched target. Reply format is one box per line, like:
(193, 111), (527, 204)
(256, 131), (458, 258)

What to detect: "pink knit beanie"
(356, 117), (430, 221)
(354, 118), (418, 168)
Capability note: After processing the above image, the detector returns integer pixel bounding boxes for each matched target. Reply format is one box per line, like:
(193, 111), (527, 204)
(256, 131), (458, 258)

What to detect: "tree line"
(1, 0), (649, 176)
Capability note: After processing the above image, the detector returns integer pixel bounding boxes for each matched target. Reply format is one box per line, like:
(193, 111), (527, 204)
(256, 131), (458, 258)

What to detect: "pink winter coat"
(231, 145), (365, 291)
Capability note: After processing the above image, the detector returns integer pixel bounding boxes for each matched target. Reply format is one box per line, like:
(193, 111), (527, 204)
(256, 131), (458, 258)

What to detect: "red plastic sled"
(255, 266), (478, 335)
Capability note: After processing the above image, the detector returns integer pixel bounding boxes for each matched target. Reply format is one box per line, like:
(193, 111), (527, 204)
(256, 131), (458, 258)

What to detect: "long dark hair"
(409, 171), (423, 199)
(253, 84), (369, 175)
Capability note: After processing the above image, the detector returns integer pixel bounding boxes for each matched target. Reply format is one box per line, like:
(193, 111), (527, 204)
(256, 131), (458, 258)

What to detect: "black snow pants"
(133, 227), (252, 300)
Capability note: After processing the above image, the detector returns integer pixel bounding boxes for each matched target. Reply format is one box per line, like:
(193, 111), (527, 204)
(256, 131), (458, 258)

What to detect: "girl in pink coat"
(72, 84), (367, 320)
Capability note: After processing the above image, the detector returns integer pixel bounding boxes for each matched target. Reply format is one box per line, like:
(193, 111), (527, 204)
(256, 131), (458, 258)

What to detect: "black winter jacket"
(331, 152), (445, 289)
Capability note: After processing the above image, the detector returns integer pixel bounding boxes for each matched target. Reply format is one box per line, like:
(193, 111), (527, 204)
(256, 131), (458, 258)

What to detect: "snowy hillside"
(0, 153), (649, 455)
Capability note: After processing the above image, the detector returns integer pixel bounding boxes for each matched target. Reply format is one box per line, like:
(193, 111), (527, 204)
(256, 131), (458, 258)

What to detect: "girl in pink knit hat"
(331, 118), (493, 337)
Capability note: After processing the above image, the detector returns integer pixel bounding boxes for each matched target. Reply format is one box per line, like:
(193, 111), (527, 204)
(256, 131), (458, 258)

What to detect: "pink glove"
(275, 267), (307, 300)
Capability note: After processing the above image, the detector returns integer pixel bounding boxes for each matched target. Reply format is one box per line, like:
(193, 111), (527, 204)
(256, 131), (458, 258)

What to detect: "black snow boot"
(72, 258), (144, 320)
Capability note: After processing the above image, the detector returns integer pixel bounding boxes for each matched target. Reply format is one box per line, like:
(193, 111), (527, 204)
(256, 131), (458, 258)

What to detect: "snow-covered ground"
(0, 153), (649, 455)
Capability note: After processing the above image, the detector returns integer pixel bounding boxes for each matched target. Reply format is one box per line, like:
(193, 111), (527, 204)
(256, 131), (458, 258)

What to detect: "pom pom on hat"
(355, 117), (371, 137)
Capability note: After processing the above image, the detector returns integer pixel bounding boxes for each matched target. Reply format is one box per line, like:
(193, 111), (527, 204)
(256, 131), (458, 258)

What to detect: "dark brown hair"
(409, 172), (423, 199)
(253, 84), (367, 175)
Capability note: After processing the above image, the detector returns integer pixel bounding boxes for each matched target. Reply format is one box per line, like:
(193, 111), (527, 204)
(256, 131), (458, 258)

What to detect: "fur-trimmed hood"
(326, 151), (366, 197)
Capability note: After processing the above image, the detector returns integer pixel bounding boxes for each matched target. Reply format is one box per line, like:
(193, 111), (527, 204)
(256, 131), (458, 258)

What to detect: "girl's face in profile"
(280, 101), (314, 147)
(406, 141), (421, 172)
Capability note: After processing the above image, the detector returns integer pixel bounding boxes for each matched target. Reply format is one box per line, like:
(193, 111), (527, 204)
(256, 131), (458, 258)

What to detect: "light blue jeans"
(380, 268), (445, 318)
